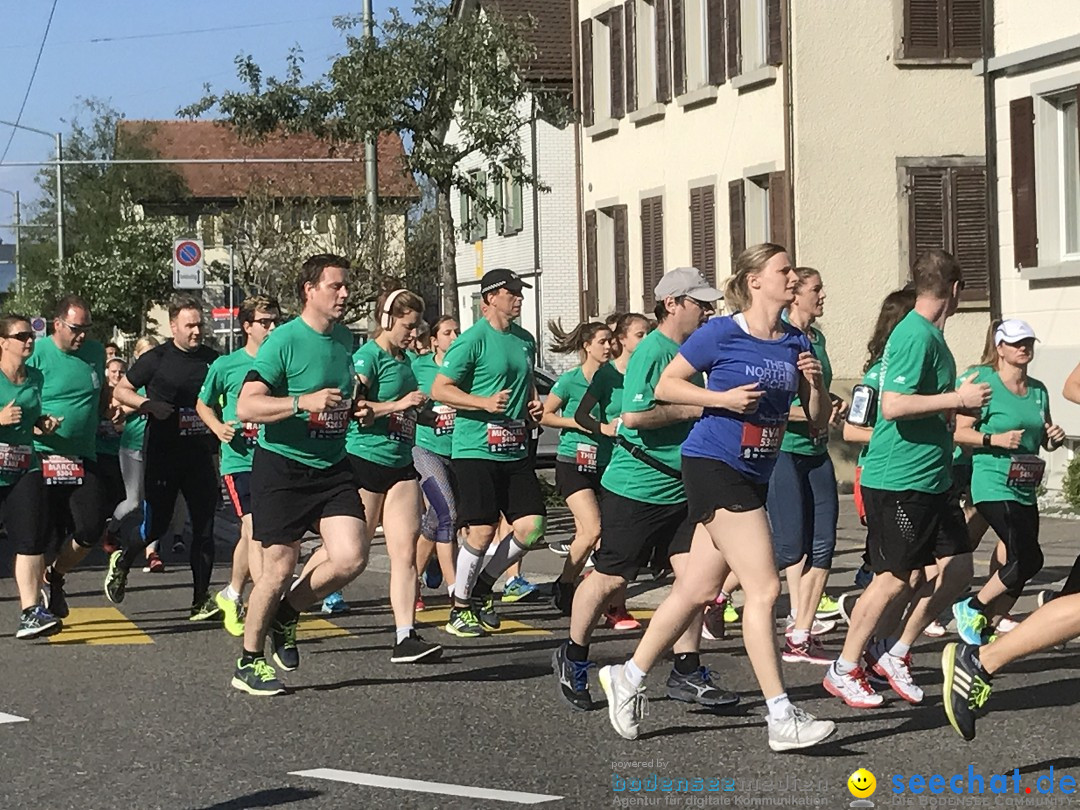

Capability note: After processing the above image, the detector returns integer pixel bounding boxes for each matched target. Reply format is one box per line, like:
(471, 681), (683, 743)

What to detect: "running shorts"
(592, 490), (694, 581)
(0, 470), (47, 555)
(555, 459), (602, 500)
(862, 486), (969, 575)
(223, 472), (252, 518)
(452, 456), (545, 527)
(683, 455), (769, 525)
(348, 454), (419, 495)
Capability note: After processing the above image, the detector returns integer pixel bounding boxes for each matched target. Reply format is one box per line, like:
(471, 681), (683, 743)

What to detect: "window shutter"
(706, 0), (726, 86)
(725, 0), (741, 78)
(493, 178), (505, 236)
(690, 187), (705, 274)
(904, 0), (945, 58)
(671, 0), (687, 97)
(511, 180), (524, 233)
(613, 205), (630, 313)
(690, 186), (717, 286)
(609, 8), (626, 119)
(946, 0), (983, 59)
(624, 0), (638, 113)
(1010, 96), (1039, 269)
(476, 171), (488, 241)
(952, 166), (990, 303)
(909, 167), (948, 265)
(655, 0), (672, 103)
(768, 171), (790, 251)
(766, 0), (783, 66)
(729, 179), (746, 261)
(641, 196), (664, 310)
(581, 19), (595, 126)
(585, 210), (599, 317)
(459, 190), (469, 242)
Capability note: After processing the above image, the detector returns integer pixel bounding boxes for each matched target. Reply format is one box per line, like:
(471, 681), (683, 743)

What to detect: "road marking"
(48, 607), (153, 646)
(296, 615), (351, 641)
(0, 712), (28, 725)
(416, 606), (550, 636)
(290, 768), (562, 804)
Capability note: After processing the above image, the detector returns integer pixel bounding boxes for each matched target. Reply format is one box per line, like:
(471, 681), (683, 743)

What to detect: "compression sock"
(480, 536), (529, 583)
(453, 543), (485, 603)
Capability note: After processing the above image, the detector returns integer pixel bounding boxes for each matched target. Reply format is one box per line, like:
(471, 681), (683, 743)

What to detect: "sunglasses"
(61, 320), (92, 334)
(252, 317), (280, 328)
(4, 331), (34, 342)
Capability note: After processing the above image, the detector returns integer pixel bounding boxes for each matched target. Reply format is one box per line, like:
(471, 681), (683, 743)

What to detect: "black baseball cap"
(480, 268), (532, 296)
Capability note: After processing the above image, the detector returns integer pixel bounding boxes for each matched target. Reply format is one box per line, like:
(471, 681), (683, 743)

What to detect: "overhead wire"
(0, 0), (59, 165)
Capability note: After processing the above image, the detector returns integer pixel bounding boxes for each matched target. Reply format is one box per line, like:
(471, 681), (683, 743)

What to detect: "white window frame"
(1032, 73), (1080, 267)
(740, 0), (767, 73)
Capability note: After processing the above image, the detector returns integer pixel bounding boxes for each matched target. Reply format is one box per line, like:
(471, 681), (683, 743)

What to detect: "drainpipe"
(571, 0), (586, 321)
(982, 0), (1001, 320)
(531, 93), (545, 367)
(782, 0), (796, 260)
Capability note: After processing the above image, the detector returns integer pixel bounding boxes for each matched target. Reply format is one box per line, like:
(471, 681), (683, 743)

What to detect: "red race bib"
(575, 442), (598, 474)
(0, 443), (31, 475)
(1007, 454), (1045, 489)
(242, 422), (260, 448)
(487, 420), (527, 454)
(42, 454), (85, 486)
(432, 405), (456, 436)
(307, 399), (352, 440)
(388, 410), (417, 442)
(740, 423), (785, 460)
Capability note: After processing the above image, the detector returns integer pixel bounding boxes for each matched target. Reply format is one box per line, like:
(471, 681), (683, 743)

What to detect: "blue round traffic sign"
(175, 241), (202, 267)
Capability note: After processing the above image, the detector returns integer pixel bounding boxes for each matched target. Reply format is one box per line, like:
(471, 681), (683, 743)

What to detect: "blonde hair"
(723, 243), (787, 313)
(133, 336), (158, 359)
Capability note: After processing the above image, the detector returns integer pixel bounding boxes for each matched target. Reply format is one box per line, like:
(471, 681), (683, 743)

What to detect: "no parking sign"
(173, 239), (204, 289)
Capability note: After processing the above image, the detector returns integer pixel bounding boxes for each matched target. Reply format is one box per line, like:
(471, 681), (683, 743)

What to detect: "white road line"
(290, 768), (563, 805)
(0, 713), (28, 725)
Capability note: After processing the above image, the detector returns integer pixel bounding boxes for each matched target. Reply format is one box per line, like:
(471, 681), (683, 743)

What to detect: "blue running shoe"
(552, 642), (595, 711)
(952, 598), (987, 645)
(423, 557), (443, 590)
(854, 565), (873, 590)
(321, 591), (350, 615)
(502, 576), (538, 603)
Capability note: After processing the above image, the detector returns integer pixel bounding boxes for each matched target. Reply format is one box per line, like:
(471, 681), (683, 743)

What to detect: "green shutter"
(476, 171), (488, 241)
(512, 181), (524, 233)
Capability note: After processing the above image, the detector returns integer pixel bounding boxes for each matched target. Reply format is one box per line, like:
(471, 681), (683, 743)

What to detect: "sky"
(0, 0), (403, 241)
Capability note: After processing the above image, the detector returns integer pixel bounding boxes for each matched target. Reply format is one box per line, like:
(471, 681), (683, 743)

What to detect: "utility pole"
(55, 132), (64, 288)
(364, 0), (379, 227)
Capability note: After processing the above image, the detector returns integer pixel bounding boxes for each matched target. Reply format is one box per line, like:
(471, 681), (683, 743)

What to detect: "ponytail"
(724, 243), (787, 314)
(549, 319), (610, 355)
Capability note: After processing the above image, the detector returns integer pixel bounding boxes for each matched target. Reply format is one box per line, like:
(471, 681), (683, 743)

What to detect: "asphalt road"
(1, 498), (1079, 810)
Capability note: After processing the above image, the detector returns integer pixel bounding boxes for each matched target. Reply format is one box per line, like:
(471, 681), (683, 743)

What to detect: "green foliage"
(538, 473), (565, 509)
(1062, 455), (1080, 510)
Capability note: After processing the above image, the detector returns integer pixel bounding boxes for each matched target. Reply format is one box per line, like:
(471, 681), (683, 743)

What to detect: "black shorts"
(953, 463), (973, 507)
(452, 456), (546, 527)
(223, 472), (252, 517)
(862, 487), (970, 575)
(96, 453), (126, 513)
(593, 490), (695, 580)
(42, 456), (116, 551)
(0, 471), (47, 555)
(348, 454), (419, 495)
(683, 455), (769, 524)
(251, 447), (366, 546)
(555, 459), (602, 499)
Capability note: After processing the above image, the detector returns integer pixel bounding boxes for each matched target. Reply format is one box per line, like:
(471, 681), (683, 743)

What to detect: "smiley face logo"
(848, 769), (876, 799)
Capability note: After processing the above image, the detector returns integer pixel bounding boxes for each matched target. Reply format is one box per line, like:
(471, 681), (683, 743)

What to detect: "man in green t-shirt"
(824, 249), (992, 710)
(432, 268), (545, 638)
(196, 294), (280, 637)
(228, 254), (374, 697)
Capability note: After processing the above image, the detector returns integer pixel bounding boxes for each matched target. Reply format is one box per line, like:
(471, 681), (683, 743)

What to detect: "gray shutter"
(585, 210), (599, 317)
(581, 19), (595, 126)
(609, 8), (626, 119)
(614, 205), (630, 312)
(728, 179), (746, 261)
(904, 0), (945, 58)
(671, 0), (687, 97)
(766, 0), (782, 66)
(725, 0), (741, 78)
(952, 166), (990, 303)
(656, 0), (672, 103)
(625, 0), (638, 113)
(707, 0), (726, 85)
(1010, 96), (1039, 269)
(909, 167), (948, 263)
(947, 0), (983, 59)
(641, 197), (664, 310)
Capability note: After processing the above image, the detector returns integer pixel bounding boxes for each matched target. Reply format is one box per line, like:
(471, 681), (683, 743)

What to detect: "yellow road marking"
(417, 606), (550, 636)
(296, 615), (351, 640)
(48, 607), (153, 646)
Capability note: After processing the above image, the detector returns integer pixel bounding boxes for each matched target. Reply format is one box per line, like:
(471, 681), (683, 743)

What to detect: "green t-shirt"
(856, 360), (881, 467)
(601, 330), (700, 505)
(0, 367), (44, 485)
(440, 318), (537, 462)
(120, 386), (147, 452)
(27, 336), (105, 461)
(860, 310), (957, 494)
(967, 367), (1050, 506)
(198, 348), (259, 475)
(412, 353), (454, 458)
(588, 362), (624, 468)
(253, 317), (356, 469)
(781, 325), (833, 456)
(346, 341), (418, 469)
(952, 365), (979, 470)
(551, 366), (603, 468)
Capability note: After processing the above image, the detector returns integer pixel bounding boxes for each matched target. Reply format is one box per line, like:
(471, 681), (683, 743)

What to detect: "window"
(670, 0), (726, 93)
(640, 196), (665, 309)
(494, 176), (524, 236)
(739, 0), (766, 72)
(901, 0), (983, 60)
(729, 171), (789, 258)
(584, 205), (630, 317)
(459, 170), (488, 243)
(689, 185), (717, 285)
(581, 10), (623, 128)
(725, 0), (780, 77)
(1057, 95), (1080, 258)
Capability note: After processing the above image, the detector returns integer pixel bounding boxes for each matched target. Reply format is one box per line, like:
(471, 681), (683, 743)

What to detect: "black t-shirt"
(127, 341), (219, 453)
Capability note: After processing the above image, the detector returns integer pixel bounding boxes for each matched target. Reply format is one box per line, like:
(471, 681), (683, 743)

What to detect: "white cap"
(994, 319), (1039, 345)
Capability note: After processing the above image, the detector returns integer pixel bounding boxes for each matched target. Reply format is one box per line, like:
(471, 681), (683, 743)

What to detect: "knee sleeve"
(518, 516), (546, 548)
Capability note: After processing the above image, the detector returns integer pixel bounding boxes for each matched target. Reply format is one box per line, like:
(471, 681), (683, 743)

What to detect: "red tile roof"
(117, 120), (419, 201)
(457, 0), (573, 85)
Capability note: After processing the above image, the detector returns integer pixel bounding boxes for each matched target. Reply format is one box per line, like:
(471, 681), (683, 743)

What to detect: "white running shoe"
(822, 664), (884, 708)
(868, 649), (923, 704)
(1037, 590), (1054, 609)
(996, 615), (1020, 633)
(598, 664), (648, 741)
(923, 620), (947, 638)
(837, 592), (858, 625)
(785, 615), (837, 636)
(767, 706), (837, 752)
(782, 636), (832, 665)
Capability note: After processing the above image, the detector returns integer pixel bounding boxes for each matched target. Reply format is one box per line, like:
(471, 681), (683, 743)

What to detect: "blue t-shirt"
(679, 315), (812, 484)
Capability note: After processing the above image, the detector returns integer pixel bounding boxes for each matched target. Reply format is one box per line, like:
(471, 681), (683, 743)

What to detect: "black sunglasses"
(4, 331), (34, 342)
(252, 317), (280, 328)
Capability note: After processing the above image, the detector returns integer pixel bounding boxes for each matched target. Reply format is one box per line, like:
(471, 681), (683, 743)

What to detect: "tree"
(181, 0), (572, 319)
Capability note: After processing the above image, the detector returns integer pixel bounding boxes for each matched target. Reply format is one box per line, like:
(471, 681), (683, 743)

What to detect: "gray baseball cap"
(654, 267), (724, 302)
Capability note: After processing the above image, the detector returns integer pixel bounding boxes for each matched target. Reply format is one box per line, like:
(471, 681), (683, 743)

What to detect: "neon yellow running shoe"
(723, 601), (739, 624)
(213, 591), (245, 636)
(816, 593), (841, 619)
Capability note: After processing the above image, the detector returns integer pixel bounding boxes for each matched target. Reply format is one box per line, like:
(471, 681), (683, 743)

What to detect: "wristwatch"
(982, 433), (992, 448)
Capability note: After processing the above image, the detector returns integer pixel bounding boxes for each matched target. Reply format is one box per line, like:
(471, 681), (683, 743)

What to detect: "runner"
(950, 319), (1064, 643)
(594, 248), (835, 750)
(0, 314), (63, 637)
(105, 295), (222, 619)
(344, 288), (442, 662)
(195, 295), (281, 636)
(228, 254), (372, 695)
(95, 357), (130, 559)
(823, 249), (991, 709)
(431, 268), (546, 638)
(552, 267), (738, 717)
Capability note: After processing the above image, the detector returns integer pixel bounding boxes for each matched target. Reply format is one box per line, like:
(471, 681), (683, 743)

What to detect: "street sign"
(173, 239), (204, 289)
(30, 316), (46, 338)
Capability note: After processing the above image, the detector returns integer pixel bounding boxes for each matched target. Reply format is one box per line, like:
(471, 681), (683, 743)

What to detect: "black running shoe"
(472, 594), (500, 631)
(941, 642), (992, 741)
(391, 631), (443, 663)
(666, 666), (740, 708)
(551, 581), (575, 617)
(42, 567), (69, 619)
(552, 642), (595, 711)
(104, 550), (128, 604)
(16, 605), (60, 639)
(271, 613), (300, 671)
(231, 657), (286, 696)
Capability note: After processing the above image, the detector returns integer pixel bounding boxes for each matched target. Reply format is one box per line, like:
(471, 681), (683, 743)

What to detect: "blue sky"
(0, 0), (401, 239)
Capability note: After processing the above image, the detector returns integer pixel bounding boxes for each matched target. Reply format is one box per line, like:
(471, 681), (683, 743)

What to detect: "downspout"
(531, 93), (545, 368)
(982, 0), (1001, 320)
(782, 0), (796, 260)
(571, 0), (586, 321)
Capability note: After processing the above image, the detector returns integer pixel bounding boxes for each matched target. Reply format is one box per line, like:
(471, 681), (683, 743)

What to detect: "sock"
(719, 590), (731, 604)
(240, 649), (262, 665)
(566, 639), (590, 662)
(790, 629), (810, 646)
(789, 607), (797, 621)
(222, 584), (241, 602)
(968, 595), (987, 613)
(673, 652), (700, 676)
(395, 626), (413, 644)
(483, 535), (506, 561)
(446, 583), (455, 599)
(472, 571), (496, 598)
(624, 659), (647, 688)
(888, 640), (911, 659)
(453, 543), (485, 602)
(276, 597), (300, 623)
(834, 656), (857, 676)
(766, 693), (793, 721)
(480, 536), (529, 584)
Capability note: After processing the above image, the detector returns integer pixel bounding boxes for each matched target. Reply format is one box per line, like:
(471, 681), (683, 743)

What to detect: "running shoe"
(548, 541), (571, 557)
(865, 644), (923, 704)
(701, 603), (725, 640)
(837, 592), (858, 625)
(1037, 589), (1055, 609)
(214, 591), (245, 636)
(822, 664), (884, 708)
(501, 575), (538, 603)
(551, 580), (575, 617)
(231, 657), (286, 697)
(723, 600), (739, 624)
(552, 642), (595, 711)
(415, 593), (426, 612)
(923, 619), (947, 638)
(423, 557), (443, 590)
(391, 631), (443, 663)
(104, 550), (128, 604)
(816, 593), (841, 619)
(142, 552), (165, 574)
(784, 616), (836, 636)
(782, 636), (832, 665)
(472, 593), (500, 630)
(270, 613), (300, 671)
(16, 605), (60, 639)
(604, 606), (641, 632)
(952, 598), (987, 645)
(996, 615), (1020, 633)
(444, 606), (486, 638)
(320, 591), (350, 615)
(190, 593), (224, 622)
(853, 564), (873, 590)
(42, 567), (69, 619)
(767, 706), (836, 752)
(599, 663), (648, 740)
(941, 642), (991, 741)
(666, 666), (740, 707)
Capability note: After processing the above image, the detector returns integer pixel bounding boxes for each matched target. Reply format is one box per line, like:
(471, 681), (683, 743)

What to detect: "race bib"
(575, 442), (598, 474)
(307, 399), (352, 440)
(178, 408), (211, 437)
(97, 419), (121, 439)
(1007, 454), (1045, 489)
(809, 424), (827, 447)
(487, 419), (527, 455)
(432, 405), (456, 437)
(740, 423), (785, 460)
(242, 422), (260, 448)
(0, 443), (31, 475)
(388, 410), (417, 442)
(42, 454), (85, 486)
